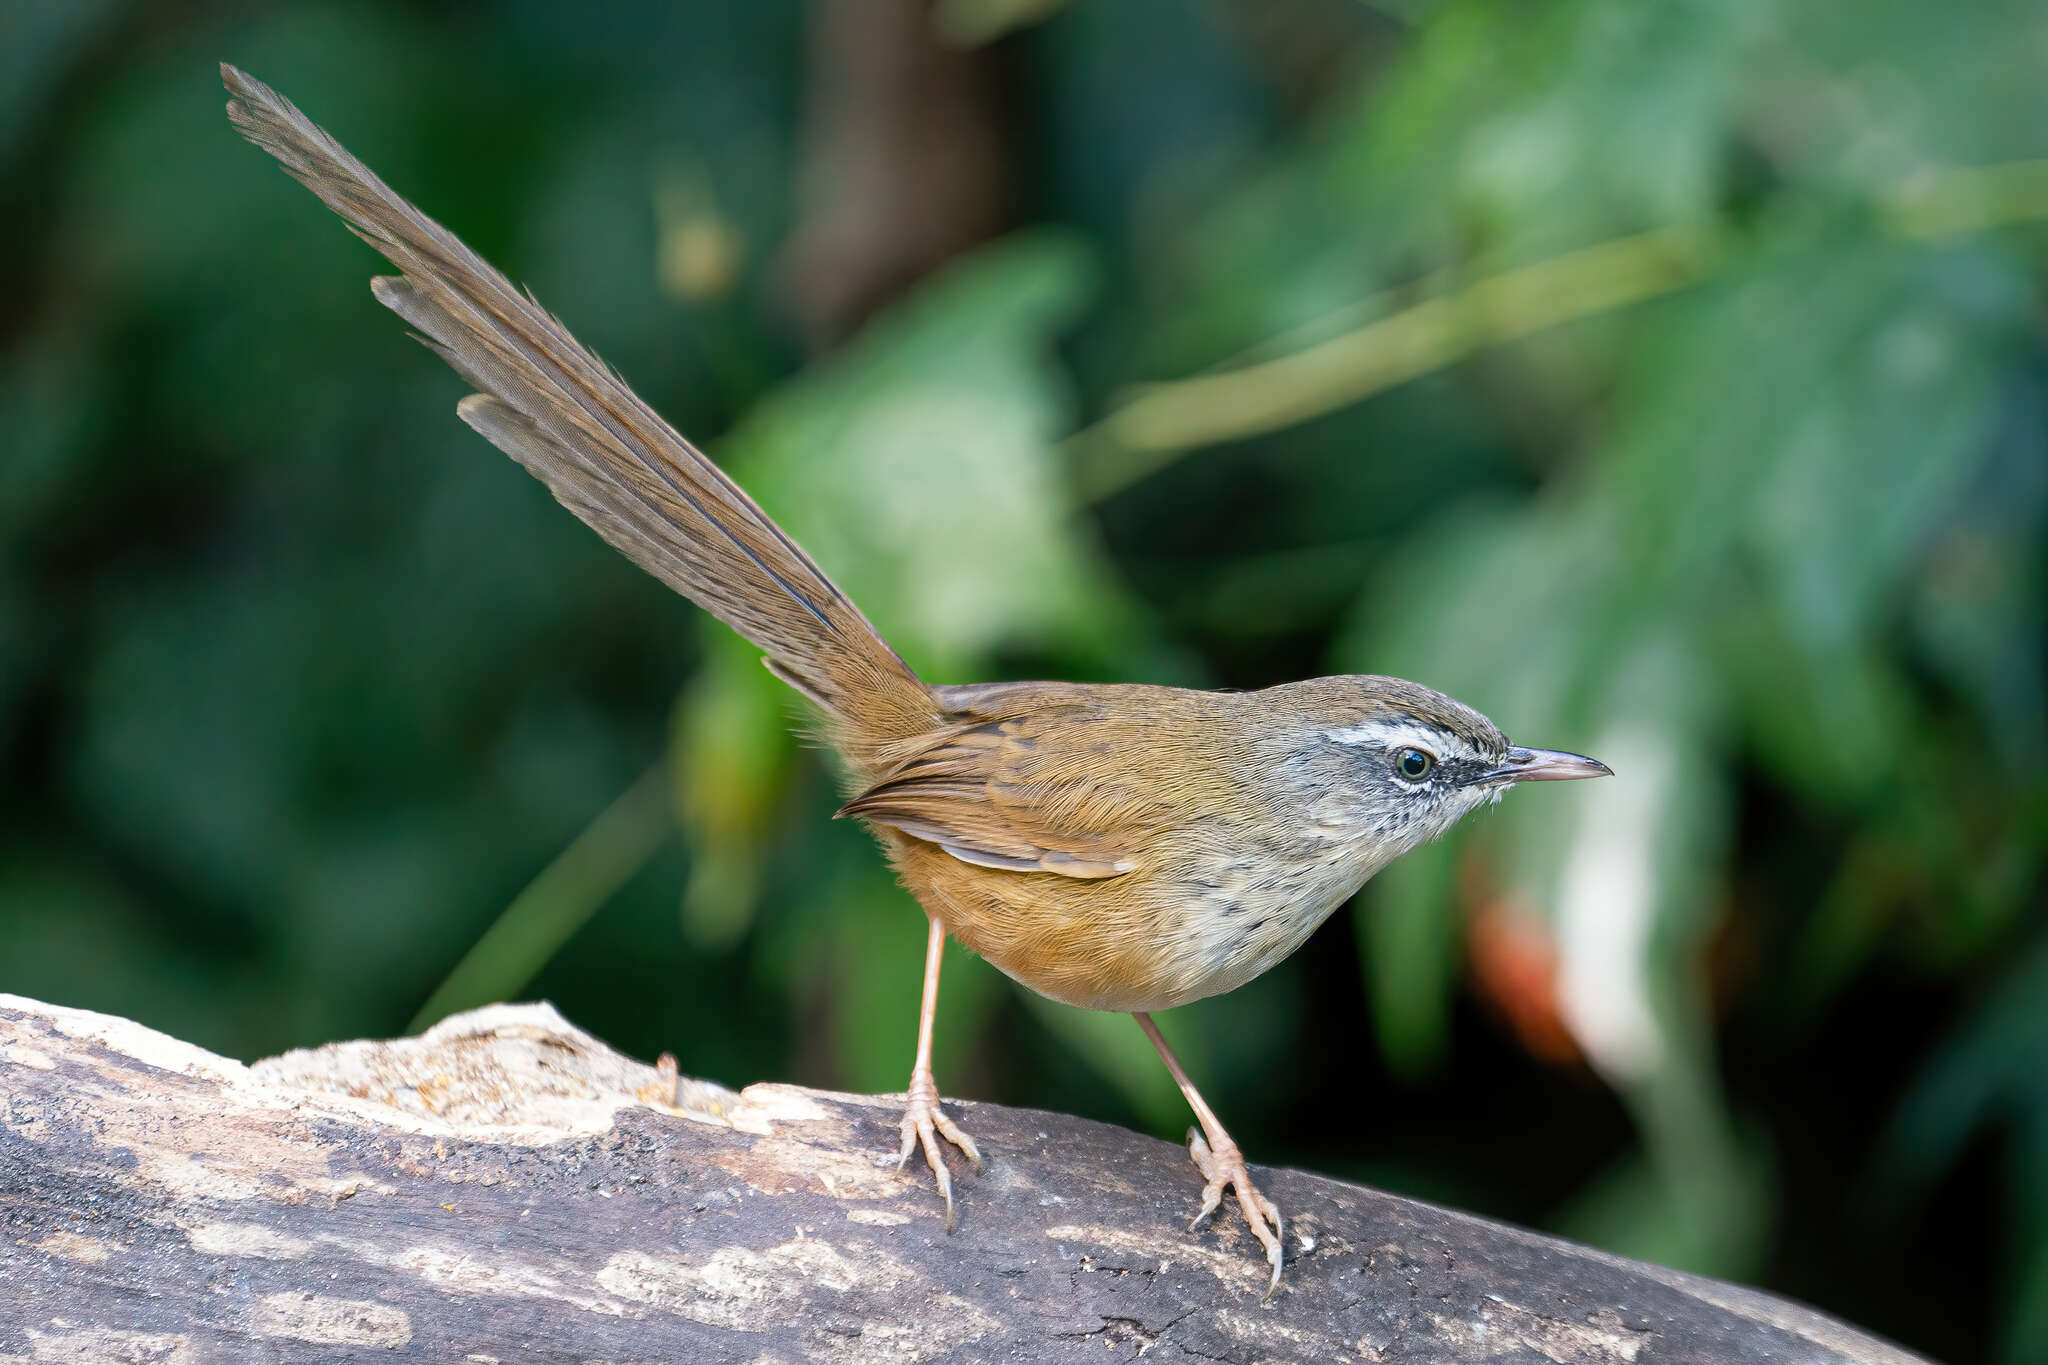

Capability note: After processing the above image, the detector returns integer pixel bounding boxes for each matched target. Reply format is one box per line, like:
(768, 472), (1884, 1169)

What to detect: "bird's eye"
(1395, 748), (1435, 782)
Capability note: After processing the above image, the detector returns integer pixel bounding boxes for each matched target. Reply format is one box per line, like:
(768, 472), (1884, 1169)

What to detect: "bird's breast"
(1143, 825), (1379, 1007)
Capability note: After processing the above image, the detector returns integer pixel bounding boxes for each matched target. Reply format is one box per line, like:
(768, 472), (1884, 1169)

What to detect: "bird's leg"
(1134, 1011), (1284, 1299)
(897, 916), (981, 1231)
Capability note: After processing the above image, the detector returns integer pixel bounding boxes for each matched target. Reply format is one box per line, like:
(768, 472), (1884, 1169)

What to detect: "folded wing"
(841, 687), (1185, 880)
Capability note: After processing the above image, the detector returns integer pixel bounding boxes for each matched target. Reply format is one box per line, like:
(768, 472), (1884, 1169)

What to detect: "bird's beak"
(1483, 746), (1613, 783)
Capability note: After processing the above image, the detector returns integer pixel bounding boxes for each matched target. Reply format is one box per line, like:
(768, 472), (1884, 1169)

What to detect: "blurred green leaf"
(727, 231), (1140, 678)
(672, 632), (799, 950)
(1356, 836), (1461, 1079)
(1140, 0), (1740, 376)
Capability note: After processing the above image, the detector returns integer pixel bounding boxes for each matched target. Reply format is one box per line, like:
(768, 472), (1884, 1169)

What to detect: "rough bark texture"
(0, 994), (1925, 1364)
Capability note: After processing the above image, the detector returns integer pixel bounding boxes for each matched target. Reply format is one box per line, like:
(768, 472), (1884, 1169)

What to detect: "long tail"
(222, 64), (936, 759)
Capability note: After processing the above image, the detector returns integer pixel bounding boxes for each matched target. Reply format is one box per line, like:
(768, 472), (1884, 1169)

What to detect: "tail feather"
(222, 64), (936, 757)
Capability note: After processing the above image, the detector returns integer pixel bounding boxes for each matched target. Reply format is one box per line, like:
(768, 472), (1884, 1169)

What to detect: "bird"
(221, 63), (1611, 1298)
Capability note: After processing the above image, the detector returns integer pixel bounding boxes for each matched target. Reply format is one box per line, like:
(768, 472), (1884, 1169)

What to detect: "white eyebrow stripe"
(1325, 724), (1395, 745)
(1324, 721), (1453, 752)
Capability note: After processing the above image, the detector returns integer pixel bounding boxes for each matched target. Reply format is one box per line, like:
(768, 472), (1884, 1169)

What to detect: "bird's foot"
(1186, 1127), (1284, 1300)
(896, 1066), (981, 1232)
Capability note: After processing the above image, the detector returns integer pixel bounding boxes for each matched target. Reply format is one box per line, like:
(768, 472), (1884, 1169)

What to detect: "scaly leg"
(1134, 1011), (1284, 1299)
(897, 916), (981, 1230)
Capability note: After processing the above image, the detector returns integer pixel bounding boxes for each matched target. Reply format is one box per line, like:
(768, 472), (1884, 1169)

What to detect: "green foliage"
(1, 2), (2042, 1359)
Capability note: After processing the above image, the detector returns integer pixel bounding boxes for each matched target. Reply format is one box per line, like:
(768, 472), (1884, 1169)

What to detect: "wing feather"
(839, 701), (1160, 880)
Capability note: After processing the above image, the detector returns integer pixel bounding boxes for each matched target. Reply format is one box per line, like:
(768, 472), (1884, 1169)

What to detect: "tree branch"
(1, 994), (1924, 1363)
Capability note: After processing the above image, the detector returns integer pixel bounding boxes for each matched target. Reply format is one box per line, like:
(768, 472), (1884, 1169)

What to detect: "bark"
(0, 994), (1926, 1364)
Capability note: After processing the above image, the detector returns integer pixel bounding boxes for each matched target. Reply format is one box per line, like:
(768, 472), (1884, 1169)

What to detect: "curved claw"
(897, 1071), (981, 1233)
(1187, 1127), (1285, 1301)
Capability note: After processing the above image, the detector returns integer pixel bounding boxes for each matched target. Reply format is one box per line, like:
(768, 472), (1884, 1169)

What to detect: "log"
(0, 993), (1925, 1364)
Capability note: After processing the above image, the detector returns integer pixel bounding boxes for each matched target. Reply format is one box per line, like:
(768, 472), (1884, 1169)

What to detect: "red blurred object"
(1464, 886), (1584, 1068)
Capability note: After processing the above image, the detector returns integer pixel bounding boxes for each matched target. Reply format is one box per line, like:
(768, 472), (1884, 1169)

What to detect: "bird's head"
(1256, 675), (1611, 865)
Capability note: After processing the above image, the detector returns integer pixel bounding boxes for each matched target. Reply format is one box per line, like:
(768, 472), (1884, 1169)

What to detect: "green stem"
(1886, 158), (2048, 240)
(1071, 158), (2048, 502)
(1070, 224), (1722, 501)
(409, 761), (674, 1031)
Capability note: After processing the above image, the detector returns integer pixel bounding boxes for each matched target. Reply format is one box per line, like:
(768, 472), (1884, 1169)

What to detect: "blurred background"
(3, 1), (2044, 1358)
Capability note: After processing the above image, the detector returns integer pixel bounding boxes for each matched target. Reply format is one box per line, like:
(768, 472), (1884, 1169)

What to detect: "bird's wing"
(839, 694), (1171, 880)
